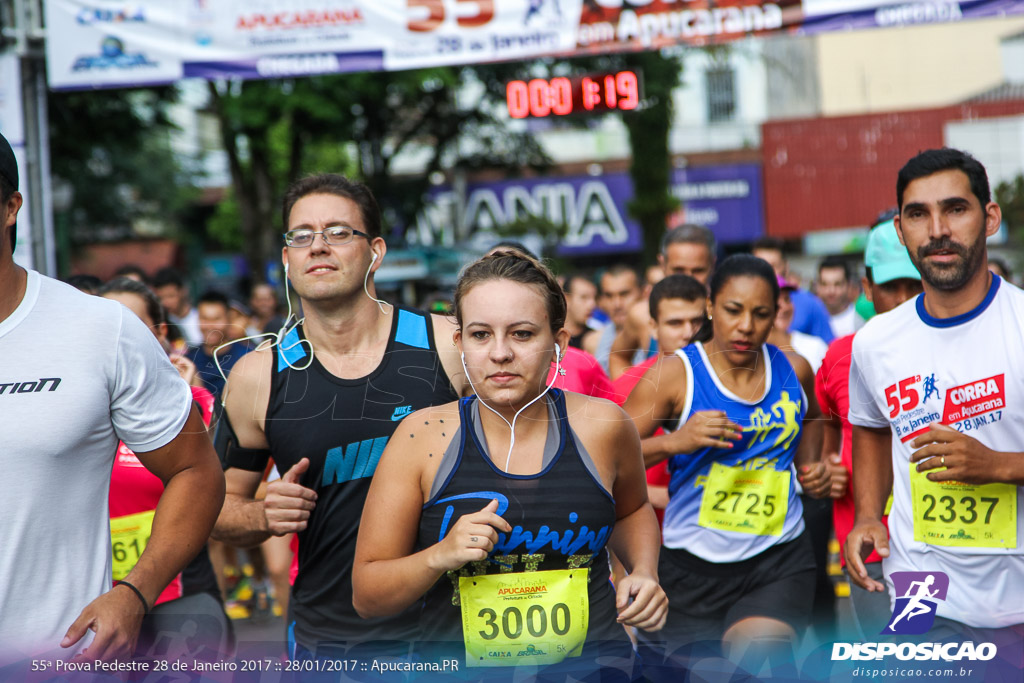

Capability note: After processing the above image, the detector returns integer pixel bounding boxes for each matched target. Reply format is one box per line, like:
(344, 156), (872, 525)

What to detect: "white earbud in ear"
(371, 252), (378, 264)
(555, 343), (561, 358)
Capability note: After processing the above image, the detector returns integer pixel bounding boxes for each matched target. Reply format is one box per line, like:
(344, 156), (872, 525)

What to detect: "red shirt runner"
(611, 356), (670, 526)
(815, 334), (888, 567)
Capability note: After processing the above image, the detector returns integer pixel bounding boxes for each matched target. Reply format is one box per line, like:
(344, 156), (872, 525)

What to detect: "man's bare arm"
(210, 349), (282, 547)
(63, 405), (225, 658)
(582, 329), (600, 356)
(131, 405), (226, 602)
(845, 425), (893, 591)
(852, 425), (893, 524)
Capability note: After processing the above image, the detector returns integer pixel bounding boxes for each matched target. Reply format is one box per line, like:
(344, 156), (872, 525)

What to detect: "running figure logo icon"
(883, 571), (949, 635)
(922, 374), (941, 403)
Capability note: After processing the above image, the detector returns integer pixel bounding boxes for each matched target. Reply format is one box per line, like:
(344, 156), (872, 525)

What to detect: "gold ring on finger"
(940, 456), (945, 467)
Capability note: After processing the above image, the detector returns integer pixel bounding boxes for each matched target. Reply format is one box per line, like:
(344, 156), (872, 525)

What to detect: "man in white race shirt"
(0, 132), (225, 664)
(846, 149), (1024, 646)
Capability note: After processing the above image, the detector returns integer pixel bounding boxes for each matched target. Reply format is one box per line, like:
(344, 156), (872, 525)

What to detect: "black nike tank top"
(416, 390), (632, 673)
(265, 306), (458, 650)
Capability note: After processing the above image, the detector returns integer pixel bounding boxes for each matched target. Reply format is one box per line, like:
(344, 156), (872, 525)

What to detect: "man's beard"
(910, 233), (986, 292)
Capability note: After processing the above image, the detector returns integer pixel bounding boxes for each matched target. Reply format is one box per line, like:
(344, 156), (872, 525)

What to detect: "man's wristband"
(116, 580), (150, 614)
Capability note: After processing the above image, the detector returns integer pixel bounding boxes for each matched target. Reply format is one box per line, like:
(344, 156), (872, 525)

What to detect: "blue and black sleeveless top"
(417, 390), (630, 657)
(265, 306), (458, 650)
(662, 342), (807, 562)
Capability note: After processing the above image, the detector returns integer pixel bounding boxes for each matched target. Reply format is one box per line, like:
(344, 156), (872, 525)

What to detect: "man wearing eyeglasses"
(211, 174), (466, 661)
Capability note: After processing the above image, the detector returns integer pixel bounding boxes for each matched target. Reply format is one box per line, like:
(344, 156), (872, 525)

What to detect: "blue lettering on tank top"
(497, 522), (611, 556)
(435, 494), (610, 556)
(435, 492), (510, 542)
(322, 436), (389, 486)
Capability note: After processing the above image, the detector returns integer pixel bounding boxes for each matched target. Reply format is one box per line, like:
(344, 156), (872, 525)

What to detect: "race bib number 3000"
(909, 463), (1017, 549)
(459, 569), (588, 668)
(698, 462), (790, 536)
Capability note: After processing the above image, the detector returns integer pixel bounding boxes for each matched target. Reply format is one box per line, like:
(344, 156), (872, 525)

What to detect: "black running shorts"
(643, 531), (817, 649)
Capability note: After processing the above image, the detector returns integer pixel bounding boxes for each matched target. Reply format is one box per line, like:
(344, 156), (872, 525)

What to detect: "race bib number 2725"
(698, 462), (790, 536)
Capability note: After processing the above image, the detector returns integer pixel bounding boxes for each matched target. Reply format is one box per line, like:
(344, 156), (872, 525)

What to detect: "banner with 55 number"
(46, 0), (1024, 90)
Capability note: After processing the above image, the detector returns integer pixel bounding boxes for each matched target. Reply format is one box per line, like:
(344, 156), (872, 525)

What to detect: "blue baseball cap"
(865, 219), (920, 284)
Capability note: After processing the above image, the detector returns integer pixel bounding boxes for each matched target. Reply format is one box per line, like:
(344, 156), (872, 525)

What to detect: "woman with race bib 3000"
(624, 254), (830, 675)
(353, 250), (667, 680)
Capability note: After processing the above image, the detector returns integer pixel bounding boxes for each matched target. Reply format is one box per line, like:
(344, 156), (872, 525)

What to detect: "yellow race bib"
(459, 569), (588, 668)
(909, 463), (1017, 549)
(110, 510), (154, 581)
(698, 462), (790, 536)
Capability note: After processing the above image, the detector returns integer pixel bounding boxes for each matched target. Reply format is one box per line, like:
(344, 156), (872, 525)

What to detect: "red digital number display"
(506, 70), (642, 119)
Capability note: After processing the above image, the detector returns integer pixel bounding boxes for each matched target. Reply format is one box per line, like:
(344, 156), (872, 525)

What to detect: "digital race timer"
(505, 70), (643, 119)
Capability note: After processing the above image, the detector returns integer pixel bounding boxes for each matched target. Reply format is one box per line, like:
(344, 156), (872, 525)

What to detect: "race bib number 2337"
(909, 463), (1016, 549)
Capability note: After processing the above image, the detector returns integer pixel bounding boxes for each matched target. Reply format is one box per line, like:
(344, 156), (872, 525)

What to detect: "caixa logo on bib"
(884, 571), (949, 635)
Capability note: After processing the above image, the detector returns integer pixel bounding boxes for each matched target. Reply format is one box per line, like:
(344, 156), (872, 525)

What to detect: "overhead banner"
(46, 0), (1024, 90)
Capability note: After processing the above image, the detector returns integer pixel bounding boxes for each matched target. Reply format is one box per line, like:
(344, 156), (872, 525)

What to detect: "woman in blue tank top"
(623, 255), (831, 676)
(353, 250), (667, 679)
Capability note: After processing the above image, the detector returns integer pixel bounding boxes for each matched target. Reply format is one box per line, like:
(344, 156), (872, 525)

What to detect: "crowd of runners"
(1, 129), (1022, 681)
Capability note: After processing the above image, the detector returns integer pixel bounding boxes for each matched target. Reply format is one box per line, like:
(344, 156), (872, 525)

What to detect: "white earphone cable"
(216, 252), (390, 402)
(213, 263), (313, 406)
(459, 345), (562, 472)
(365, 252), (391, 315)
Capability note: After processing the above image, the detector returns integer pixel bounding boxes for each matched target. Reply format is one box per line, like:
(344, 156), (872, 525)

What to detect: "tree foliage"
(621, 51), (683, 265)
(46, 51), (683, 277)
(208, 67), (551, 280)
(996, 175), (1024, 243)
(48, 87), (195, 250)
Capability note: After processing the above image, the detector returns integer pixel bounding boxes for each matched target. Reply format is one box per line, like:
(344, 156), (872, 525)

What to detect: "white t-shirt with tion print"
(0, 270), (192, 662)
(849, 275), (1024, 628)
